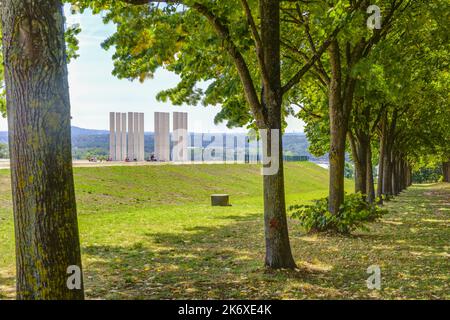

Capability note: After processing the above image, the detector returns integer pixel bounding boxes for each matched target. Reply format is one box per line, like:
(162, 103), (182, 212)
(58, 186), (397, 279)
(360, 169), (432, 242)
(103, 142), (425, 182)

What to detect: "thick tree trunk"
(260, 0), (296, 269)
(2, 0), (84, 299)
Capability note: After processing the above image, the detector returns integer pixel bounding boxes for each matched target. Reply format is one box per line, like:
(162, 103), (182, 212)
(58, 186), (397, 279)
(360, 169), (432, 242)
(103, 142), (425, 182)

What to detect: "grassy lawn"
(0, 163), (448, 299)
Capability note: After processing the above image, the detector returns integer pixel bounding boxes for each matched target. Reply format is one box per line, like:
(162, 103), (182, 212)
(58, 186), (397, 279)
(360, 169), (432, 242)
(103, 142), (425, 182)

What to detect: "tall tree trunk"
(408, 166), (413, 186)
(396, 155), (402, 193)
(349, 133), (368, 195)
(328, 40), (347, 215)
(401, 158), (407, 191)
(260, 0), (295, 269)
(2, 0), (84, 299)
(376, 112), (387, 202)
(390, 152), (397, 196)
(262, 126), (295, 268)
(366, 140), (375, 203)
(329, 124), (347, 215)
(356, 141), (368, 195)
(382, 149), (392, 197)
(443, 161), (450, 183)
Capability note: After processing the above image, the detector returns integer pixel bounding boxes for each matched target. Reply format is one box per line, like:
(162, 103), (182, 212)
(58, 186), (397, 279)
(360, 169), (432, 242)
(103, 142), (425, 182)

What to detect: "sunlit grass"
(0, 164), (448, 299)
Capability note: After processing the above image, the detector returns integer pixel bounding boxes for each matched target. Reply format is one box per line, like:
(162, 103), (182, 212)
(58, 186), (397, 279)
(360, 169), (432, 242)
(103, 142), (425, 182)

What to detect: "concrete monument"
(154, 112), (170, 161)
(173, 111), (188, 162)
(109, 112), (145, 161)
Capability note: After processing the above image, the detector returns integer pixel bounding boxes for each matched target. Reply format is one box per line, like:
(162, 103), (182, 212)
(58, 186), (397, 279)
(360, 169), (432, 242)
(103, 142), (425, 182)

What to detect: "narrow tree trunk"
(382, 149), (392, 197)
(366, 140), (375, 203)
(260, 0), (295, 269)
(391, 155), (396, 195)
(376, 113), (387, 202)
(391, 152), (398, 196)
(328, 40), (347, 215)
(262, 127), (296, 268)
(393, 153), (401, 195)
(401, 158), (407, 191)
(376, 148), (385, 202)
(329, 127), (347, 215)
(409, 166), (413, 186)
(399, 158), (404, 191)
(349, 133), (367, 195)
(356, 142), (367, 195)
(2, 0), (84, 299)
(443, 161), (450, 183)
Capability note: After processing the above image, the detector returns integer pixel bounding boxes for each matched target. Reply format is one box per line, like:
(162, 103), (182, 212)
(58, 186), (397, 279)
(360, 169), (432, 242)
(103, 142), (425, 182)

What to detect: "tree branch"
(240, 0), (270, 90)
(119, 0), (266, 126)
(191, 2), (266, 126)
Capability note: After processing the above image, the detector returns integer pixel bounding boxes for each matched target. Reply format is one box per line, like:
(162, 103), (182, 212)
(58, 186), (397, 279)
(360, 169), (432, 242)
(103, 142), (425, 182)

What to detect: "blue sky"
(0, 6), (305, 133)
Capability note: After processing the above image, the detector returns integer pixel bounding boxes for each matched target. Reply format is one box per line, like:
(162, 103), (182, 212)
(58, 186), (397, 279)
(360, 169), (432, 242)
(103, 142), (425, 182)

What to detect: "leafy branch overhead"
(69, 0), (363, 128)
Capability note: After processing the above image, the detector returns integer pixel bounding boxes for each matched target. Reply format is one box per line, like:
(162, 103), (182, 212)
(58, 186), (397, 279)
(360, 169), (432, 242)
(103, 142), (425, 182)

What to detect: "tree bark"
(327, 40), (348, 215)
(382, 149), (392, 197)
(349, 133), (368, 195)
(381, 109), (397, 198)
(443, 161), (450, 183)
(262, 127), (296, 268)
(260, 0), (296, 269)
(376, 111), (387, 202)
(366, 140), (375, 203)
(2, 0), (84, 299)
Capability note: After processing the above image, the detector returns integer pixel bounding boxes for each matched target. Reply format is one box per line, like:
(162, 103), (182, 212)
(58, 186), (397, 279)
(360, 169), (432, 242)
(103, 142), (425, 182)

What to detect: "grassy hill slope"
(0, 162), (355, 298)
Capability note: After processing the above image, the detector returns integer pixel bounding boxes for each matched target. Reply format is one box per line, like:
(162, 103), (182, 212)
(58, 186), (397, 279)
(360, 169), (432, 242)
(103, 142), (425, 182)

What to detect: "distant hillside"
(71, 126), (109, 137)
(0, 132), (6, 144)
(1, 127), (327, 161)
(0, 126), (109, 143)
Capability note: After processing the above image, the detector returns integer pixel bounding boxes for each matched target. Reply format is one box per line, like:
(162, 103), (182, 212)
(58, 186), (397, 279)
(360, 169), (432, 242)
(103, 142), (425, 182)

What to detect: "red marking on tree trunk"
(270, 218), (279, 230)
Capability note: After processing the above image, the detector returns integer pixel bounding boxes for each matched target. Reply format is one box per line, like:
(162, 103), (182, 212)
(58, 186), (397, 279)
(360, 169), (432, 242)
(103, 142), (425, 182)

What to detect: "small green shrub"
(289, 193), (387, 234)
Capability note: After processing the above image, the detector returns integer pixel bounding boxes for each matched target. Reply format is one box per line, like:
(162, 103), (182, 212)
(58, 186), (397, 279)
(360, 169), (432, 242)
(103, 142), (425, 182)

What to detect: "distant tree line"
(0, 143), (8, 159)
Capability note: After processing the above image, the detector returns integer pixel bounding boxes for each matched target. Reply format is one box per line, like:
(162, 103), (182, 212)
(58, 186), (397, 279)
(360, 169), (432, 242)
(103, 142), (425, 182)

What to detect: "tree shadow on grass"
(0, 272), (15, 299)
(81, 212), (338, 300)
(81, 185), (450, 300)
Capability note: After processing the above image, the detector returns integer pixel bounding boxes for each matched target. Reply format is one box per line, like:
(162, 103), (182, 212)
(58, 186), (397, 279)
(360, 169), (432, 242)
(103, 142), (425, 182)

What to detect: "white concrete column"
(155, 112), (170, 161)
(173, 112), (188, 162)
(182, 112), (188, 161)
(163, 113), (170, 161)
(133, 112), (139, 161)
(172, 112), (180, 162)
(127, 112), (134, 160)
(115, 112), (122, 161)
(121, 113), (127, 161)
(109, 112), (115, 161)
(139, 112), (145, 161)
(154, 112), (159, 160)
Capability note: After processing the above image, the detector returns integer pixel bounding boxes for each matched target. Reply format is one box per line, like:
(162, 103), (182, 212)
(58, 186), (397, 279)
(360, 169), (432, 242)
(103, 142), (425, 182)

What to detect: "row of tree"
(0, 142), (8, 158)
(75, 0), (447, 269)
(0, 0), (448, 299)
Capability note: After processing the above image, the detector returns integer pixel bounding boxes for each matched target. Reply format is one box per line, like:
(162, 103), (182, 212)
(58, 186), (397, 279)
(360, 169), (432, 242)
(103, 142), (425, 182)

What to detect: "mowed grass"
(0, 163), (448, 299)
